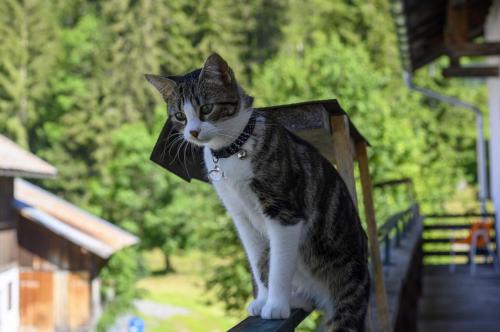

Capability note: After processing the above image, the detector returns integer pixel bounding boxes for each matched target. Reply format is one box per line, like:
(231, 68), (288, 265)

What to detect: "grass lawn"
(136, 250), (243, 332)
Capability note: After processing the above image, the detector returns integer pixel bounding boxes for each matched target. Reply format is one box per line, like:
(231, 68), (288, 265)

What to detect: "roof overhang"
(14, 200), (116, 259)
(0, 135), (57, 179)
(392, 0), (497, 76)
(14, 179), (139, 258)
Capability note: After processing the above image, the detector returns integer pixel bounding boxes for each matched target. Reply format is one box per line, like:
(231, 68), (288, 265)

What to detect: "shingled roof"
(0, 135), (57, 178)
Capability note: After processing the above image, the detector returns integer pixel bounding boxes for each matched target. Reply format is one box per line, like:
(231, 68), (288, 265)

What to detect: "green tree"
(0, 0), (60, 147)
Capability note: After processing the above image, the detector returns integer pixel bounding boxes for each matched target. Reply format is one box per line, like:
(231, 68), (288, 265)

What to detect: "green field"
(136, 250), (243, 332)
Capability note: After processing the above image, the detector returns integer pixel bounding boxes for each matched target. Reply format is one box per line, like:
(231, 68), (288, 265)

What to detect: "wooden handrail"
(424, 213), (495, 219)
(228, 309), (309, 332)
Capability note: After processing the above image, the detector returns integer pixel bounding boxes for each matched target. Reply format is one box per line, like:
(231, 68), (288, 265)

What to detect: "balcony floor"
(418, 264), (500, 332)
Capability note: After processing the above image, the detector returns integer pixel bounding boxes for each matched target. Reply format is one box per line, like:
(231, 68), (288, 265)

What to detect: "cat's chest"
(203, 145), (268, 232)
(203, 145), (254, 185)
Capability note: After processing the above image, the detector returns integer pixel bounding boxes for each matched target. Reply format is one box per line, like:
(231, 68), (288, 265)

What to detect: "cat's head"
(145, 53), (253, 149)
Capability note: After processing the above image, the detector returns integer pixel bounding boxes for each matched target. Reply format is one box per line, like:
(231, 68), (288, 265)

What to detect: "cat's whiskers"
(167, 136), (185, 163)
(161, 132), (183, 161)
(182, 140), (191, 177)
(165, 135), (183, 159)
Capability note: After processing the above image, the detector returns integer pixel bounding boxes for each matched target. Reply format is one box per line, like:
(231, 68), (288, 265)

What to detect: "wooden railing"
(229, 204), (422, 332)
(378, 204), (420, 265)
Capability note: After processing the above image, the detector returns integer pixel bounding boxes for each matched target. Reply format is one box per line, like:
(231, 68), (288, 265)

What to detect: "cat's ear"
(144, 74), (176, 98)
(199, 53), (234, 86)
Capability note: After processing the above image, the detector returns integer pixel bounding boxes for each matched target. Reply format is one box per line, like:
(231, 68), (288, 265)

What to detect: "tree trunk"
(164, 253), (175, 273)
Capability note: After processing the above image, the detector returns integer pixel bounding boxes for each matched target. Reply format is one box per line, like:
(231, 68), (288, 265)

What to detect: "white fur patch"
(183, 101), (202, 140)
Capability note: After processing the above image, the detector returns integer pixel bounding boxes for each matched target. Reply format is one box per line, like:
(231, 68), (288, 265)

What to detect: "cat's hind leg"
(290, 291), (314, 312)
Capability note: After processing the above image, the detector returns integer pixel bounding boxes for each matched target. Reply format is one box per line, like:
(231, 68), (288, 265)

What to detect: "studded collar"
(210, 112), (257, 159)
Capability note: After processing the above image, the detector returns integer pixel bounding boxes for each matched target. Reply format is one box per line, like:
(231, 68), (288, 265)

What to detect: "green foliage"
(98, 247), (144, 331)
(0, 0), (60, 147)
(0, 0), (488, 328)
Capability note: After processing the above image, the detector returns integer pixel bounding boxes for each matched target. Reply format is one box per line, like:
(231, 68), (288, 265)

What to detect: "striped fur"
(146, 54), (370, 331)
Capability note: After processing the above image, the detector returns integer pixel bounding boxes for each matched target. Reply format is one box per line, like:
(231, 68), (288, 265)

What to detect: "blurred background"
(0, 0), (497, 331)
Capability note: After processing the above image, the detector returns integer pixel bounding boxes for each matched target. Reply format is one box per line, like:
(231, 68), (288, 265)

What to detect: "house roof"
(0, 135), (57, 178)
(392, 0), (493, 72)
(14, 179), (139, 259)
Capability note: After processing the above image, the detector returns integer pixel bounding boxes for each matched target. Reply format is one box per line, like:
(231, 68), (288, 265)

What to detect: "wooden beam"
(447, 42), (500, 57)
(0, 177), (14, 222)
(356, 142), (390, 332)
(330, 115), (357, 206)
(443, 66), (499, 77)
(228, 309), (309, 332)
(445, 0), (468, 46)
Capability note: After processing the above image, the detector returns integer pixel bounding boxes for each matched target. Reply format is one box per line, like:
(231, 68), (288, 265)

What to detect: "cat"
(145, 53), (370, 332)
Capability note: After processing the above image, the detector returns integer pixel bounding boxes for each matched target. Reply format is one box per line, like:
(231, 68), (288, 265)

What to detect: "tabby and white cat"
(146, 54), (370, 331)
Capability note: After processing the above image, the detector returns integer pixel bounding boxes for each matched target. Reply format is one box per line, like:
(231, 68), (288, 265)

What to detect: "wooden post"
(0, 177), (15, 223)
(330, 115), (358, 206)
(356, 142), (390, 332)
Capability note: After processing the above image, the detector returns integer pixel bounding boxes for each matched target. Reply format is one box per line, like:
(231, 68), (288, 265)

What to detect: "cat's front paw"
(261, 299), (290, 319)
(247, 297), (267, 316)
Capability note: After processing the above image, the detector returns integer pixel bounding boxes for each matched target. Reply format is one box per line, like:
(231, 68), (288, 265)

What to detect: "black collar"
(211, 112), (257, 159)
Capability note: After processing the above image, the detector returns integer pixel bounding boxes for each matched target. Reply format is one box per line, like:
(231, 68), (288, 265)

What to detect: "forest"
(0, 0), (488, 330)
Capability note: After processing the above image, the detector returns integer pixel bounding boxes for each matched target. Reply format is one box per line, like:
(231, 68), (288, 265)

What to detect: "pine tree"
(0, 0), (60, 147)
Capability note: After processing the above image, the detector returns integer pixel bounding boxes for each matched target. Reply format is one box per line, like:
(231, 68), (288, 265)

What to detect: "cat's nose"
(190, 130), (199, 138)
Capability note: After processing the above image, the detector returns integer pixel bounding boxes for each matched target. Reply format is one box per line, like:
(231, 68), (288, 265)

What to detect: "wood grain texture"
(20, 271), (54, 332)
(356, 142), (390, 332)
(68, 272), (90, 330)
(418, 265), (500, 332)
(330, 115), (357, 207)
(228, 309), (309, 332)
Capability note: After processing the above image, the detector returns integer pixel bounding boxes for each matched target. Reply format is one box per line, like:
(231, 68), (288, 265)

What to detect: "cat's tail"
(324, 266), (370, 332)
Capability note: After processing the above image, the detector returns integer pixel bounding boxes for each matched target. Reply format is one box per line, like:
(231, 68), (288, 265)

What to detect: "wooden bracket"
(446, 42), (500, 57)
(330, 115), (358, 207)
(443, 66), (499, 78)
(442, 1), (500, 78)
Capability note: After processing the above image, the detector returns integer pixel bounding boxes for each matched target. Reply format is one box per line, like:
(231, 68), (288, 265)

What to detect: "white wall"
(0, 266), (19, 332)
(486, 0), (500, 256)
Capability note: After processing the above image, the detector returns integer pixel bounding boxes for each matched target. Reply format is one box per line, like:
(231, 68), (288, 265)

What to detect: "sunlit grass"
(136, 250), (243, 332)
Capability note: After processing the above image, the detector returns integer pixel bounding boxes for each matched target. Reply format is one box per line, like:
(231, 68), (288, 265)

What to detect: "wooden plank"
(228, 309), (309, 332)
(444, 0), (468, 46)
(0, 229), (17, 266)
(447, 42), (500, 57)
(424, 213), (495, 218)
(0, 177), (14, 222)
(355, 142), (390, 332)
(442, 66), (499, 77)
(423, 236), (497, 243)
(68, 272), (91, 330)
(330, 115), (357, 206)
(424, 224), (485, 230)
(419, 264), (500, 332)
(423, 249), (491, 256)
(20, 271), (54, 332)
(53, 271), (69, 330)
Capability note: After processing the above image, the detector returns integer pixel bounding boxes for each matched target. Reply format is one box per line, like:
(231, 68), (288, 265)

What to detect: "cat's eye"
(174, 112), (186, 121)
(200, 104), (214, 115)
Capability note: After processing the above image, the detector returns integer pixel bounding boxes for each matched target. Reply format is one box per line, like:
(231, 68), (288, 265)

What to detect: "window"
(7, 282), (12, 311)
